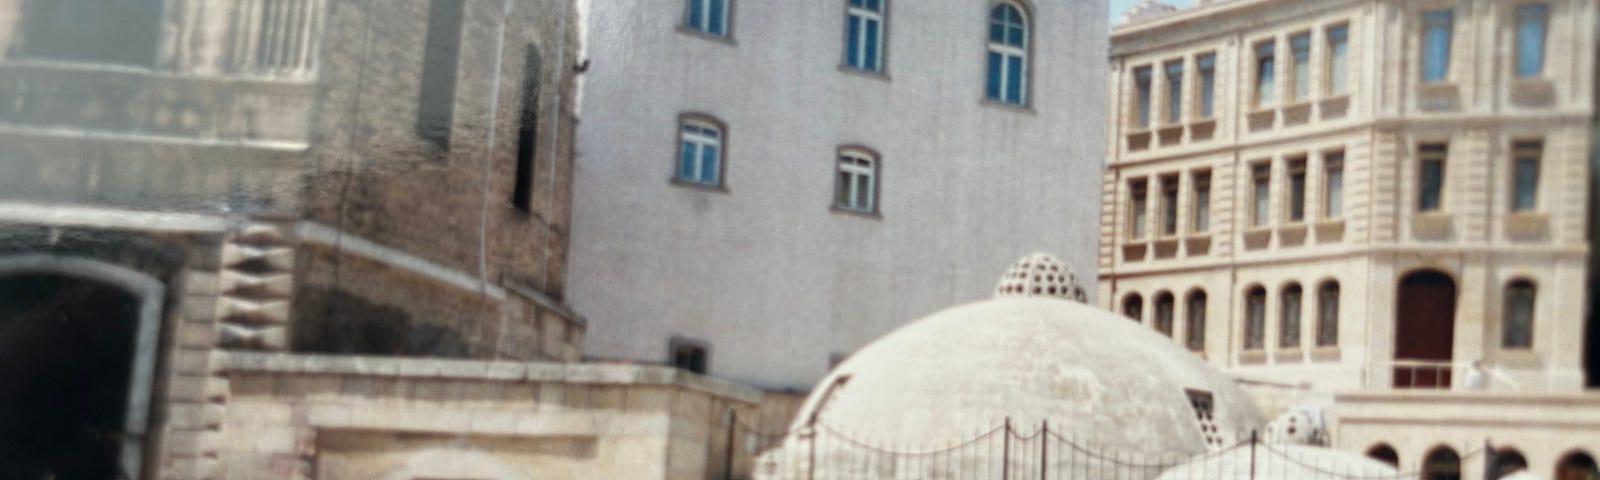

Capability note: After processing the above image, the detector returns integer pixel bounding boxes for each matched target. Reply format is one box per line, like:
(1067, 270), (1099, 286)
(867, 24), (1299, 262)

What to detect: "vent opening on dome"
(1185, 388), (1226, 450)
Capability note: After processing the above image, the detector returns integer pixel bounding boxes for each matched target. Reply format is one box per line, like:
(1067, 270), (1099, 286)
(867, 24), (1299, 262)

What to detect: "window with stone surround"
(1244, 286), (1266, 350)
(1422, 10), (1454, 83)
(1160, 174), (1180, 236)
(1279, 283), (1302, 348)
(1165, 60), (1184, 124)
(1123, 293), (1144, 322)
(1285, 156), (1307, 223)
(1191, 171), (1211, 233)
(1418, 143), (1448, 212)
(1323, 152), (1344, 219)
(1254, 40), (1277, 107)
(1316, 280), (1339, 347)
(1511, 140), (1542, 212)
(1196, 53), (1217, 118)
(1134, 66), (1153, 128)
(1186, 290), (1207, 351)
(1128, 178), (1149, 240)
(1289, 32), (1312, 102)
(1503, 279), (1536, 349)
(1154, 291), (1175, 337)
(1515, 4), (1548, 78)
(1250, 163), (1271, 227)
(1326, 24), (1350, 95)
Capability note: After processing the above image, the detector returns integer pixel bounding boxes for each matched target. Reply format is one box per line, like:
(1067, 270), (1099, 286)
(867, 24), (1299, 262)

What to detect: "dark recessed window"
(512, 45), (541, 211)
(416, 0), (466, 150)
(16, 0), (165, 67)
(671, 340), (708, 374)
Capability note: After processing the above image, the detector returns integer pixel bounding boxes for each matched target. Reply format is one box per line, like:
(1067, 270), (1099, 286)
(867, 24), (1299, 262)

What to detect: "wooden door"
(1394, 270), (1457, 388)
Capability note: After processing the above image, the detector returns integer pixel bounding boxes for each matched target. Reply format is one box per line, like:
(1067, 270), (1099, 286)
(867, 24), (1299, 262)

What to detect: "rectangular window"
(17, 0), (165, 67)
(1245, 289), (1266, 349)
(1515, 4), (1548, 78)
(1197, 53), (1216, 118)
(1129, 179), (1148, 240)
(1254, 41), (1277, 107)
(1512, 140), (1542, 211)
(1327, 25), (1349, 95)
(417, 0), (466, 150)
(678, 120), (724, 185)
(1160, 175), (1180, 236)
(1165, 60), (1184, 124)
(1286, 157), (1307, 223)
(512, 46), (542, 212)
(1192, 171), (1211, 233)
(845, 0), (885, 72)
(1323, 152), (1344, 219)
(1317, 283), (1339, 347)
(1251, 163), (1271, 227)
(686, 0), (728, 36)
(836, 152), (877, 213)
(1422, 10), (1453, 82)
(1290, 32), (1312, 102)
(1134, 66), (1153, 128)
(1418, 143), (1448, 212)
(1185, 294), (1206, 351)
(671, 340), (709, 374)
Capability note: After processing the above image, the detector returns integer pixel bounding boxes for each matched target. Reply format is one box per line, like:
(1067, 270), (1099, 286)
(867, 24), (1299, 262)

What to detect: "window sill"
(669, 177), (730, 193)
(1504, 212), (1548, 242)
(1314, 219), (1345, 243)
(1153, 238), (1180, 259)
(1156, 125), (1184, 147)
(1510, 78), (1554, 107)
(1238, 350), (1268, 365)
(1411, 211), (1452, 240)
(1121, 242), (1149, 262)
(980, 98), (1035, 115)
(1274, 348), (1303, 364)
(1278, 223), (1308, 247)
(1282, 102), (1312, 127)
(837, 64), (890, 82)
(1319, 95), (1350, 120)
(1188, 119), (1217, 142)
(1311, 346), (1341, 362)
(1416, 82), (1459, 111)
(829, 205), (882, 220)
(1241, 228), (1272, 251)
(675, 26), (737, 46)
(1495, 349), (1541, 369)
(1126, 130), (1153, 152)
(1247, 109), (1276, 132)
(1183, 235), (1211, 256)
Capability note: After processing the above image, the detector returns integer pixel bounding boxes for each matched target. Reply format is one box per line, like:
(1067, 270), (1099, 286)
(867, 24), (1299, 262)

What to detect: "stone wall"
(215, 352), (763, 480)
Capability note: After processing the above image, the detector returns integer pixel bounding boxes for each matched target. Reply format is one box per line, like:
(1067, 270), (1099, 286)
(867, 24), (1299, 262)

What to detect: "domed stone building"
(757, 253), (1268, 478)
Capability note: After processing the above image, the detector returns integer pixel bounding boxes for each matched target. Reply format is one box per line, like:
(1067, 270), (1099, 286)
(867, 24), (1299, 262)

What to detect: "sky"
(1108, 0), (1194, 25)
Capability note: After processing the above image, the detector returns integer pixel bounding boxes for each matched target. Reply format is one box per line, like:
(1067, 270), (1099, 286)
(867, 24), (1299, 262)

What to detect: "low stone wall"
(215, 352), (763, 480)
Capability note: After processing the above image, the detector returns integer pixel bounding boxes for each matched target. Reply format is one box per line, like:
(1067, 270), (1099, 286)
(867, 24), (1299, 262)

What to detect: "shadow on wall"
(292, 288), (471, 357)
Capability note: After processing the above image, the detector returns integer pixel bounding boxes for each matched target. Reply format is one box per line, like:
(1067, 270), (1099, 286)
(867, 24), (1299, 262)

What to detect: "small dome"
(994, 252), (1087, 302)
(781, 297), (1261, 457)
(1155, 444), (1401, 480)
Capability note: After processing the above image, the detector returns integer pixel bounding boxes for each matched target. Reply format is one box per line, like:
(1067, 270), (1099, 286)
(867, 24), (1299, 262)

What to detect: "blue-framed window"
(985, 2), (1028, 105)
(678, 119), (724, 185)
(686, 0), (728, 37)
(1422, 10), (1453, 82)
(845, 0), (885, 72)
(1515, 4), (1548, 78)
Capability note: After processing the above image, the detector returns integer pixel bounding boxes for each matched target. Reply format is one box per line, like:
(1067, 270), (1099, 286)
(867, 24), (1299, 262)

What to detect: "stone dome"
(994, 252), (1087, 302)
(784, 293), (1262, 457)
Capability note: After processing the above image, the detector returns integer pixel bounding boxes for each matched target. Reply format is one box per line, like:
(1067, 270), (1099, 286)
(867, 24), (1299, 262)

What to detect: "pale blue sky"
(1108, 0), (1193, 25)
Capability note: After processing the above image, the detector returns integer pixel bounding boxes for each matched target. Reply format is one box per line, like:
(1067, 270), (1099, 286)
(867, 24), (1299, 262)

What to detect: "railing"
(1387, 359), (1457, 389)
(228, 0), (323, 77)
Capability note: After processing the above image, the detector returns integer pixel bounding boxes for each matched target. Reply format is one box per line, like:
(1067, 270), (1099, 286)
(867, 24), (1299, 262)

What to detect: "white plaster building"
(570, 0), (1109, 392)
(1101, 1), (1600, 478)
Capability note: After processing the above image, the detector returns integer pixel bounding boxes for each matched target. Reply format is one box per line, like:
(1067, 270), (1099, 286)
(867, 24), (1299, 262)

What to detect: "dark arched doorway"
(0, 272), (145, 478)
(1366, 443), (1400, 468)
(1556, 450), (1598, 480)
(1423, 446), (1463, 480)
(1395, 270), (1457, 388)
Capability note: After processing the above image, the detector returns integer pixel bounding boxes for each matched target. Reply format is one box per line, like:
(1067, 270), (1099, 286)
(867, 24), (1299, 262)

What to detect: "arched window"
(835, 148), (879, 213)
(844, 0), (886, 72)
(1316, 280), (1340, 346)
(1424, 446), (1462, 480)
(1503, 279), (1536, 349)
(1491, 448), (1529, 480)
(685, 0), (730, 37)
(1154, 291), (1175, 337)
(1185, 290), (1207, 351)
(677, 116), (725, 186)
(985, 2), (1029, 105)
(1244, 286), (1267, 349)
(1556, 450), (1598, 480)
(1122, 293), (1143, 322)
(1280, 283), (1303, 348)
(1366, 443), (1400, 468)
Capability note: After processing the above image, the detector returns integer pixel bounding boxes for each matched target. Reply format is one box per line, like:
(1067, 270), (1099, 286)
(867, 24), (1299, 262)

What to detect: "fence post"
(1248, 430), (1258, 480)
(723, 409), (736, 480)
(1003, 417), (1012, 480)
(806, 416), (816, 480)
(1040, 420), (1048, 480)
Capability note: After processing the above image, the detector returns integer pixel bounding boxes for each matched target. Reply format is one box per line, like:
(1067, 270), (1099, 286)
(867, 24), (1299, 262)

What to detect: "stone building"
(568, 0), (1111, 400)
(0, 0), (704, 477)
(1101, 0), (1600, 478)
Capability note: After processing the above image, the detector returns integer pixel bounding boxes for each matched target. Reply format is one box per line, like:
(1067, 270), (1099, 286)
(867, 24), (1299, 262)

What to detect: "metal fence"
(718, 411), (1495, 480)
